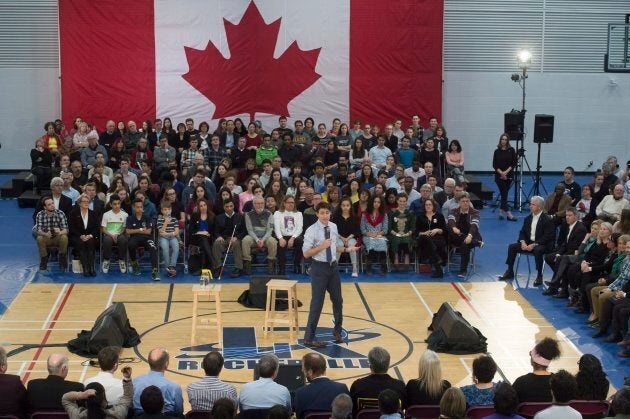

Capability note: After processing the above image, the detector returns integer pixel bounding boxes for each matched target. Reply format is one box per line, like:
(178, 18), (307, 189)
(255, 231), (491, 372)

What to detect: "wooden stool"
(264, 279), (299, 343)
(191, 284), (222, 348)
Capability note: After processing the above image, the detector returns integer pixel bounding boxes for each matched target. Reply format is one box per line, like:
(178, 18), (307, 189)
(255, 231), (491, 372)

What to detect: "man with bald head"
(132, 347), (183, 415)
(26, 353), (84, 411)
(124, 121), (143, 151)
(99, 120), (121, 150)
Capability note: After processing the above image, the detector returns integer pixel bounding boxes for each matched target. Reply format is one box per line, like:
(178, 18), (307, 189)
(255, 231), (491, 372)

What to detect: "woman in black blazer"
(69, 194), (100, 276)
(416, 198), (447, 278)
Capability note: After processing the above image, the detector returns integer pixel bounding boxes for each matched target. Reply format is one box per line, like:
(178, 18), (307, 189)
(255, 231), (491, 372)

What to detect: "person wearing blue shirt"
(238, 354), (291, 412)
(132, 348), (183, 416)
(126, 198), (159, 279)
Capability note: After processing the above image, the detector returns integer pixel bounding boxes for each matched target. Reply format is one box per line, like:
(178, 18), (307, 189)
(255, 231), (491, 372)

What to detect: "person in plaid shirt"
(35, 196), (69, 272)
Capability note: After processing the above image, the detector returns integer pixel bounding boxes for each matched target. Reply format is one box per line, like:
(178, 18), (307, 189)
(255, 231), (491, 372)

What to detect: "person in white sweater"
(596, 184), (630, 223)
(274, 196), (304, 275)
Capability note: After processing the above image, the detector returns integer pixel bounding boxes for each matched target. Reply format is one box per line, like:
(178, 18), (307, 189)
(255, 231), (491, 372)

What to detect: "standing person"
(302, 202), (359, 347)
(492, 133), (518, 221)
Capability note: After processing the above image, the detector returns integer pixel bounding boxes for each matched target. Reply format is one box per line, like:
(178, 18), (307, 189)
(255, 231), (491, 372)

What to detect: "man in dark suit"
(0, 346), (27, 418)
(26, 353), (84, 412)
(349, 347), (406, 417)
(499, 196), (556, 285)
(32, 177), (73, 222)
(542, 207), (587, 296)
(294, 353), (349, 419)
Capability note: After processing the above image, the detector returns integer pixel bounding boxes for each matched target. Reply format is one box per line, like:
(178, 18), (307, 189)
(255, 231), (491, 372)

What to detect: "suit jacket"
(518, 212), (555, 250)
(26, 375), (84, 412)
(555, 221), (587, 255)
(294, 377), (349, 419)
(68, 208), (100, 243)
(32, 194), (73, 223)
(0, 373), (27, 418)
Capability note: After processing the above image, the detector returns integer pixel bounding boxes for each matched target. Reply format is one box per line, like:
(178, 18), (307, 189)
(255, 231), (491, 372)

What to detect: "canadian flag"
(59, 0), (443, 130)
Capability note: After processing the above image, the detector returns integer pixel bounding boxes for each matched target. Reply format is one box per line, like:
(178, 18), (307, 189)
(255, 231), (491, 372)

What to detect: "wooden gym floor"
(0, 281), (600, 409)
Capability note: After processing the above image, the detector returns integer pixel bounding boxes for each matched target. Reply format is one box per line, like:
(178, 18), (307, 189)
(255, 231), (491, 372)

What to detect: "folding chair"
(405, 405), (441, 419)
(446, 244), (476, 274)
(568, 400), (610, 419)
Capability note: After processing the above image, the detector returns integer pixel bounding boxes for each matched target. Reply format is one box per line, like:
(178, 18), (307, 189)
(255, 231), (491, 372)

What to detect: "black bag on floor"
(67, 302), (140, 356)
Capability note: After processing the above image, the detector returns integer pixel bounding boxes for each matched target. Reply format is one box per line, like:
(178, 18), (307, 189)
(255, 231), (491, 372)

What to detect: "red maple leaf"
(182, 2), (322, 121)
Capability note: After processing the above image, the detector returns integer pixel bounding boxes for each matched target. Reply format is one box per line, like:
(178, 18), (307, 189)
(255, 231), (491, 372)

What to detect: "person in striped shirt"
(186, 352), (237, 412)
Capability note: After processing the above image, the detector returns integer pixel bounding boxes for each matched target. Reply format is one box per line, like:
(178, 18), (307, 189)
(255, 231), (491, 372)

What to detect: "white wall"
(0, 69), (60, 170)
(443, 71), (630, 172)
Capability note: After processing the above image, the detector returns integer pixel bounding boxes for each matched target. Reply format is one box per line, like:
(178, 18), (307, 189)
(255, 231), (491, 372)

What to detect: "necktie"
(324, 226), (332, 263)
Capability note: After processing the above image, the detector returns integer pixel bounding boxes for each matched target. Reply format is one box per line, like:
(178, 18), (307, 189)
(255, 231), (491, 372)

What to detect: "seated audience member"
(100, 195), (128, 274)
(417, 198), (447, 278)
(589, 235), (630, 329)
(440, 183), (464, 220)
(133, 348), (183, 416)
(406, 350), (450, 406)
(35, 195), (69, 272)
(542, 207), (587, 296)
(210, 398), (236, 419)
(388, 193), (415, 271)
(577, 184), (594, 224)
(574, 354), (609, 401)
(213, 199), (246, 277)
(138, 385), (169, 419)
(27, 353), (84, 411)
(484, 382), (524, 419)
(404, 158), (425, 186)
(69, 193), (100, 276)
(294, 353), (349, 419)
(605, 386), (630, 418)
(499, 196), (555, 286)
(63, 366), (132, 419)
(350, 347), (406, 415)
(438, 388), (467, 419)
(596, 184), (630, 223)
(238, 354), (291, 412)
(447, 192), (483, 277)
(80, 131), (108, 169)
(126, 198), (159, 280)
(532, 370), (581, 419)
(459, 354), (498, 406)
(512, 338), (561, 402)
(378, 389), (403, 419)
(61, 171), (81, 204)
(0, 346), (27, 418)
(444, 139), (465, 184)
(332, 197), (361, 277)
(561, 166), (581, 207)
(433, 177), (455, 207)
(242, 197), (278, 275)
(614, 208), (630, 234)
(331, 393), (353, 419)
(186, 352), (237, 412)
(544, 183), (573, 222)
(182, 169), (217, 208)
(157, 202), (180, 278)
(267, 405), (291, 419)
(361, 195), (389, 275)
(274, 195), (304, 275)
(567, 221), (614, 313)
(84, 346), (124, 404)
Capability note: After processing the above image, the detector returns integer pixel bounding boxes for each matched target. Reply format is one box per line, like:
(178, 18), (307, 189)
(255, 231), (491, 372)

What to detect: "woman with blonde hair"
(438, 388), (466, 419)
(406, 350), (451, 406)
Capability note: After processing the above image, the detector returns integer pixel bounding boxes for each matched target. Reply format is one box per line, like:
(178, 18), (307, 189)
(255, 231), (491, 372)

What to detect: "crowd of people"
(31, 114), (490, 280)
(1, 342), (628, 419)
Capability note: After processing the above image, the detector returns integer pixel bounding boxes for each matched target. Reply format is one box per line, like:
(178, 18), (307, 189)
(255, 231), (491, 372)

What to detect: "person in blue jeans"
(157, 202), (180, 278)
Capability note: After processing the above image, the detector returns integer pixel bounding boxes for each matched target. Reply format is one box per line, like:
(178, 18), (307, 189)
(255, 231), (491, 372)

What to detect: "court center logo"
(134, 310), (413, 382)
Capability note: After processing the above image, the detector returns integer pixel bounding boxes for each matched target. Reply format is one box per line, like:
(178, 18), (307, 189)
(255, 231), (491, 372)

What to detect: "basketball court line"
(409, 282), (432, 316)
(22, 283), (75, 383)
(41, 283), (68, 330)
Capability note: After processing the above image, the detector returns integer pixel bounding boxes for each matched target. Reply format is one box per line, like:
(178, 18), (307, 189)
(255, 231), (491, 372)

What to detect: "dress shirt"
(84, 371), (124, 403)
(238, 377), (291, 411)
(133, 371), (183, 414)
(566, 221), (576, 243)
(303, 220), (339, 262)
(186, 376), (238, 411)
(530, 212), (541, 242)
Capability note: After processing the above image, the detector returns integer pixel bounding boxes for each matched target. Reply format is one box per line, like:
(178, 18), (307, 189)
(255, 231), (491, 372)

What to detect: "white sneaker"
(102, 260), (110, 274)
(351, 271), (359, 278)
(119, 261), (127, 273)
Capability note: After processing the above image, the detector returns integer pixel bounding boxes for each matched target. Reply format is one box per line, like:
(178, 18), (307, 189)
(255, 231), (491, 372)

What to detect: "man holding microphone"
(302, 202), (360, 348)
